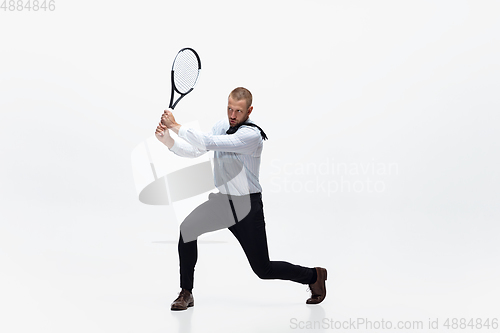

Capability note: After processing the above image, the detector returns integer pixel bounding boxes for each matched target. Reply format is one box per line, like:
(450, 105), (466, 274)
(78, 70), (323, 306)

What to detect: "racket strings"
(173, 51), (200, 94)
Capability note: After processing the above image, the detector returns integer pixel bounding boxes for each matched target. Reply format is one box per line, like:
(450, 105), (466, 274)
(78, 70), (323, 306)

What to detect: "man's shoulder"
(240, 121), (263, 137)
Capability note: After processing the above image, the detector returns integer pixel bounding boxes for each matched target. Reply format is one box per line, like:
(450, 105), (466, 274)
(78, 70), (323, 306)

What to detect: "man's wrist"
(169, 123), (181, 134)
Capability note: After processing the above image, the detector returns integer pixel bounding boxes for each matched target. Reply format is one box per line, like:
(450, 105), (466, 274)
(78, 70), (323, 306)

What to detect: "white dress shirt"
(169, 118), (264, 196)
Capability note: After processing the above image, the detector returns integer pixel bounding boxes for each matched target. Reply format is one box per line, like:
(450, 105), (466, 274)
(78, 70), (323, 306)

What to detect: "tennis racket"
(168, 47), (202, 109)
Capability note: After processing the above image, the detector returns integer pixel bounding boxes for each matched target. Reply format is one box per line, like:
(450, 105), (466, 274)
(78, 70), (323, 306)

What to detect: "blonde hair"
(229, 87), (252, 109)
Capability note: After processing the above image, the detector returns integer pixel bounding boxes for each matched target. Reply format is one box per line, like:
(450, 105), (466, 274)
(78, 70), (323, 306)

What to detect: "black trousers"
(178, 192), (314, 291)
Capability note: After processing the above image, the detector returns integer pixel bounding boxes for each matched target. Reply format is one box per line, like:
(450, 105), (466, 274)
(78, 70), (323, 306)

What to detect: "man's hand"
(155, 120), (167, 136)
(155, 121), (174, 148)
(162, 109), (176, 128)
(155, 120), (168, 138)
(161, 109), (181, 134)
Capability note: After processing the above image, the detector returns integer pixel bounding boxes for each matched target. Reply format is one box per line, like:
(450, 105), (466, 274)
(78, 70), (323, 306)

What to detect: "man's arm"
(162, 110), (261, 155)
(155, 121), (207, 158)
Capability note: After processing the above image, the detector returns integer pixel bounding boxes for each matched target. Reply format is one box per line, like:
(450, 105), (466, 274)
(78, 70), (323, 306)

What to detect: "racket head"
(171, 48), (202, 96)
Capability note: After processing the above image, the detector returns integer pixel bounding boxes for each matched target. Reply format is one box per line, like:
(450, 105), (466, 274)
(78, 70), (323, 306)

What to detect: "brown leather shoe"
(306, 267), (327, 304)
(171, 289), (194, 311)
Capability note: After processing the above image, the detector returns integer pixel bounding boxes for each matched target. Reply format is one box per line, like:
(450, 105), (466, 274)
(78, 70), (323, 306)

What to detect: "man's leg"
(178, 232), (197, 292)
(228, 194), (327, 304)
(172, 192), (246, 310)
(177, 192), (238, 289)
(228, 195), (316, 284)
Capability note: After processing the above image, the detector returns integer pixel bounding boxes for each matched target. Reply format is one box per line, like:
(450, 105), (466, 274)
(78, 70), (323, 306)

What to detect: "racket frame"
(169, 47), (202, 110)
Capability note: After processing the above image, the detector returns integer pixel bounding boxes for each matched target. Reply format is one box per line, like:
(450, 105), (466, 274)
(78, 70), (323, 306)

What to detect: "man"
(155, 87), (327, 311)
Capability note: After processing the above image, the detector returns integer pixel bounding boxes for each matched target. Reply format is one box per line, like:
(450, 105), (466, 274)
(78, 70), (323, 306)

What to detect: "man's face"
(227, 96), (253, 127)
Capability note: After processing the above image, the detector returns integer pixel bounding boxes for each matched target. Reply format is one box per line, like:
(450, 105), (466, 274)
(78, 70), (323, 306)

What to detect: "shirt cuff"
(168, 139), (180, 153)
(177, 125), (188, 139)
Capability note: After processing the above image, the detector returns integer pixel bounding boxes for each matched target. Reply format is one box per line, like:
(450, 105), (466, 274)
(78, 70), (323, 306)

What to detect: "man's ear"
(247, 106), (253, 115)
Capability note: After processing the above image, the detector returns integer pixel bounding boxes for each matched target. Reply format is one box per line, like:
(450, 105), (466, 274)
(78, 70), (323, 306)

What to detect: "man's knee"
(180, 219), (201, 243)
(251, 264), (272, 280)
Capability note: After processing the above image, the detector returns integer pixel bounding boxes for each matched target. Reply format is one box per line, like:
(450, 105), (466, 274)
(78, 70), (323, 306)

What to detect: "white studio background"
(1, 1), (499, 332)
